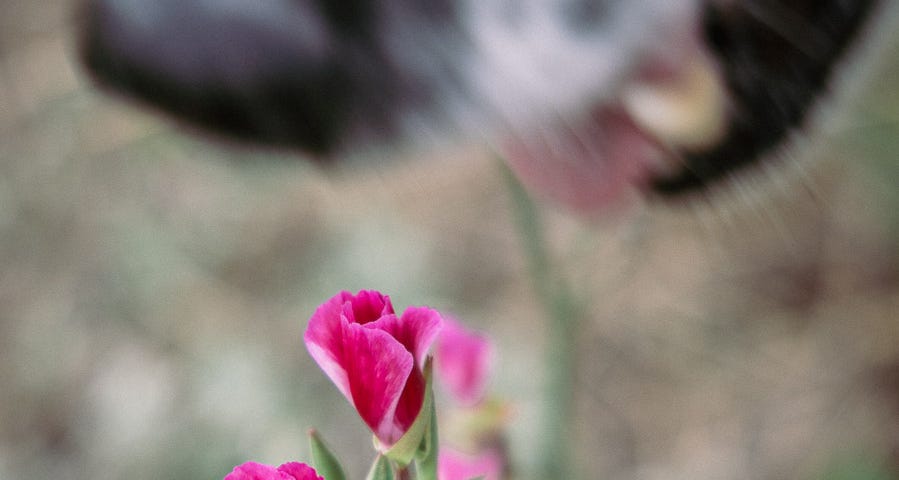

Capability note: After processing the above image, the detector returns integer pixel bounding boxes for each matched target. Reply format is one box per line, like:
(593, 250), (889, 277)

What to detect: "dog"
(78, 0), (890, 213)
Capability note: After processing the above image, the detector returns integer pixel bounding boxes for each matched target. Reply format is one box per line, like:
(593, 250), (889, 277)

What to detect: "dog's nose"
(79, 0), (359, 155)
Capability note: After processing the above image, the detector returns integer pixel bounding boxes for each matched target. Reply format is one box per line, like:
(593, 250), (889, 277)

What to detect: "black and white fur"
(79, 0), (887, 204)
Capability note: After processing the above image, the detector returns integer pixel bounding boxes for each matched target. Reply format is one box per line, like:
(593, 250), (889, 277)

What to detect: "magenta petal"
(438, 449), (503, 480)
(393, 362), (426, 435)
(304, 290), (398, 400)
(277, 462), (324, 480)
(225, 462), (280, 480)
(343, 322), (414, 445)
(366, 307), (441, 431)
(436, 317), (494, 406)
(345, 290), (394, 324)
(223, 461), (323, 480)
(370, 306), (443, 366)
(305, 299), (353, 400)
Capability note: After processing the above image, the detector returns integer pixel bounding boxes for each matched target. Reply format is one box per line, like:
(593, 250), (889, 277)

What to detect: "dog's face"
(80, 0), (881, 212)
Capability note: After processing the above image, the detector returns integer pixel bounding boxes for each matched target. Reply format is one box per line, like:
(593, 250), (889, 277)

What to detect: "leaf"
(365, 455), (395, 480)
(308, 429), (347, 480)
(384, 357), (436, 467)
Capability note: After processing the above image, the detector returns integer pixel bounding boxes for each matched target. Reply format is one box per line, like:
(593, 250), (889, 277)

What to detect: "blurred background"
(1, 1), (898, 479)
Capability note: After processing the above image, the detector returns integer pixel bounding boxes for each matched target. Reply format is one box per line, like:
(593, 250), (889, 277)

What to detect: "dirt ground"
(1, 2), (898, 479)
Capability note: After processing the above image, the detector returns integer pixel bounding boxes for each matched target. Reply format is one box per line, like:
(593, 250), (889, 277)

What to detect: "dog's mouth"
(501, 37), (729, 213)
(502, 0), (882, 213)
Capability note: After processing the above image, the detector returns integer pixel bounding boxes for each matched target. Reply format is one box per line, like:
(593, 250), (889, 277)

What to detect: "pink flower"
(438, 449), (503, 480)
(224, 461), (322, 480)
(435, 317), (494, 406)
(304, 290), (443, 447)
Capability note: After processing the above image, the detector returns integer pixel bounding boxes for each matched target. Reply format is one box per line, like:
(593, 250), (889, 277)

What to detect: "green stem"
(500, 161), (580, 480)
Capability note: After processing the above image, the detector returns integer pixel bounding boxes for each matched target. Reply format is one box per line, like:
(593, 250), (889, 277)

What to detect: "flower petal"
(225, 462), (279, 480)
(392, 364), (425, 437)
(435, 318), (494, 406)
(437, 449), (503, 480)
(344, 290), (394, 324)
(305, 297), (353, 401)
(224, 461), (323, 480)
(304, 290), (398, 401)
(368, 306), (443, 366)
(277, 462), (325, 480)
(344, 322), (414, 445)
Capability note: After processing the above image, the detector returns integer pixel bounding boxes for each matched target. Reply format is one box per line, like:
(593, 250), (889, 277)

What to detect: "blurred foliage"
(823, 457), (895, 480)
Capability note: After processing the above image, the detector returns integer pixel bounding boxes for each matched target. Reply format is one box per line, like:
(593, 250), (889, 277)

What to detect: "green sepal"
(365, 455), (395, 480)
(412, 382), (439, 480)
(383, 357), (436, 468)
(308, 429), (347, 480)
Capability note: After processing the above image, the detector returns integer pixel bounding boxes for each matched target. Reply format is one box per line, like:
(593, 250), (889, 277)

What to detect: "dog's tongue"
(501, 107), (663, 213)
(500, 42), (727, 214)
